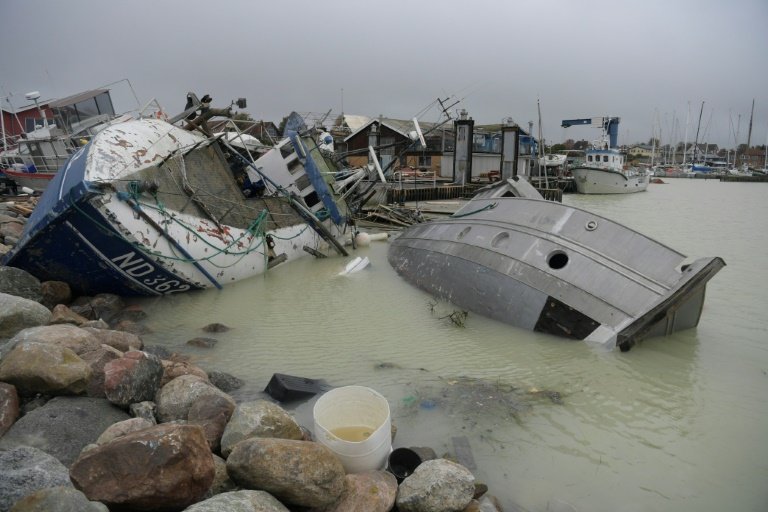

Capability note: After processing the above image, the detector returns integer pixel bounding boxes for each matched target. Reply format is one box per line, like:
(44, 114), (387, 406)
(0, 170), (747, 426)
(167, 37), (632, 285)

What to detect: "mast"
(682, 102), (690, 166)
(745, 98), (755, 170)
(692, 101), (704, 164)
(536, 98), (549, 189)
(734, 113), (742, 168)
(650, 109), (658, 168)
(746, 99), (755, 147)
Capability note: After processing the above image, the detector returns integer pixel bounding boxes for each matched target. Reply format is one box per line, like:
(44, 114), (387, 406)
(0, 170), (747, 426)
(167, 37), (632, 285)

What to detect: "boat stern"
(587, 256), (726, 350)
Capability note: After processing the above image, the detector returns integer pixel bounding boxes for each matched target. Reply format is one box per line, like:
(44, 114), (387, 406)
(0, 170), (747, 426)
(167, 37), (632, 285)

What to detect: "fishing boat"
(562, 116), (649, 194)
(0, 88), (130, 192)
(0, 123), (77, 192)
(388, 176), (724, 351)
(1, 94), (369, 296)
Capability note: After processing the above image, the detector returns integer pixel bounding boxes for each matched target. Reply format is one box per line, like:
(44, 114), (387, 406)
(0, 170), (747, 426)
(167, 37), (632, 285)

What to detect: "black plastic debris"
(264, 373), (329, 402)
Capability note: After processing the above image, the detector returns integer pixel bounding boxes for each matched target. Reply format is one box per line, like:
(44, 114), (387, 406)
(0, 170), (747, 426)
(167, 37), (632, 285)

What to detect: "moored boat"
(571, 149), (650, 194)
(0, 167), (56, 192)
(1, 95), (368, 296)
(1, 88), (130, 192)
(538, 153), (567, 168)
(562, 116), (649, 194)
(388, 176), (724, 351)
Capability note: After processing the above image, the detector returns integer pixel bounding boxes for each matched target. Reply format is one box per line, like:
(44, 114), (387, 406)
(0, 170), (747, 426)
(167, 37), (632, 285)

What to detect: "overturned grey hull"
(388, 179), (724, 350)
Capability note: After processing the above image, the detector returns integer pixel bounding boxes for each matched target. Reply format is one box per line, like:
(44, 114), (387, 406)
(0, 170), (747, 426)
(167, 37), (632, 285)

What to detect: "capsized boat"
(387, 177), (724, 351)
(1, 97), (370, 296)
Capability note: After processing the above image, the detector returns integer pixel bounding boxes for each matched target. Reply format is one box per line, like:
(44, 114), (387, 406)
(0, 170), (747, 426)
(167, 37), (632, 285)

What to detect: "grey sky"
(2, 0), (766, 148)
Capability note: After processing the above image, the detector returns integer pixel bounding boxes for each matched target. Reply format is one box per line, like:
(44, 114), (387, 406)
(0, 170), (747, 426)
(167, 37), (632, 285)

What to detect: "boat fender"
(368, 232), (389, 242)
(354, 232), (371, 246)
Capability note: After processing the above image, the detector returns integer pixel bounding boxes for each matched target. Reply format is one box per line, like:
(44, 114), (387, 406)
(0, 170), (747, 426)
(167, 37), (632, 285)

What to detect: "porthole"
(457, 227), (471, 240)
(585, 220), (598, 231)
(548, 250), (569, 270)
(491, 232), (509, 248)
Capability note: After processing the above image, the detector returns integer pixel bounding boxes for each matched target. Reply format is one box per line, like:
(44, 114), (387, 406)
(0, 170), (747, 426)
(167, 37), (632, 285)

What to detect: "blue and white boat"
(1, 97), (365, 296)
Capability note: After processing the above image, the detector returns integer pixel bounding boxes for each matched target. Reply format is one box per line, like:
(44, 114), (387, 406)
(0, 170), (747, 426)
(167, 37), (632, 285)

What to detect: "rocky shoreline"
(0, 199), (505, 512)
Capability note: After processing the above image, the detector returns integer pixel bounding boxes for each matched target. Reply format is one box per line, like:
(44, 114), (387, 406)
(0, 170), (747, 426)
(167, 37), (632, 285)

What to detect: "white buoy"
(354, 232), (371, 246)
(354, 232), (387, 247)
(367, 232), (388, 242)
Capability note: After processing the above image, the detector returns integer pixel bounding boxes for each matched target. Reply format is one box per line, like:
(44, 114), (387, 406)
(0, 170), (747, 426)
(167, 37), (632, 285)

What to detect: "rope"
(449, 201), (498, 218)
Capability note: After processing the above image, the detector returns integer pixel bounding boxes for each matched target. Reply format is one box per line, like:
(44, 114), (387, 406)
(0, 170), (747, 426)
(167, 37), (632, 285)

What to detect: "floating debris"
(400, 375), (564, 422)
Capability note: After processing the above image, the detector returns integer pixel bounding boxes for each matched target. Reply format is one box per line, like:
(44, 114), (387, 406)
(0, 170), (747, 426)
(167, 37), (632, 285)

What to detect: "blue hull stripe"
(2, 144), (202, 296)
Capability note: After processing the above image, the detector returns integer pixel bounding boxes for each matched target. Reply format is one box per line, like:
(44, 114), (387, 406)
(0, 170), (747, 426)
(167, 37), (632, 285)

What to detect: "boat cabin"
(585, 148), (624, 171)
(1, 89), (118, 173)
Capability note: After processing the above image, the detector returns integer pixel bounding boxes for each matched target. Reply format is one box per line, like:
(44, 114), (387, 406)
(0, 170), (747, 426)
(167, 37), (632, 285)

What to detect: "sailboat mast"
(745, 99), (755, 170)
(682, 102), (690, 166)
(650, 109), (658, 168)
(536, 99), (549, 189)
(692, 101), (705, 164)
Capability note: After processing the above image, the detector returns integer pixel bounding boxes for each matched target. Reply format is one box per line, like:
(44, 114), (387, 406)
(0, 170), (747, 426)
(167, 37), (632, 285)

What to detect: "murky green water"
(134, 178), (768, 512)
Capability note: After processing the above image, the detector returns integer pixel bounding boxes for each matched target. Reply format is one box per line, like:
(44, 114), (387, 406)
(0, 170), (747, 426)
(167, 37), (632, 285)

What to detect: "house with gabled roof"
(341, 116), (448, 174)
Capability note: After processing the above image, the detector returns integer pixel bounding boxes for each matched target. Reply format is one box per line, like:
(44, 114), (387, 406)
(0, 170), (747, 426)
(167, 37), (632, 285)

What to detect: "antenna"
(437, 96), (459, 120)
(368, 146), (386, 183)
(25, 90), (48, 127)
(412, 117), (427, 149)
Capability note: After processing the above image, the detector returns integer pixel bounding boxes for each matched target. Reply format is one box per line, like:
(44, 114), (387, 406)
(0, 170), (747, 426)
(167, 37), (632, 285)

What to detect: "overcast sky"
(2, 0), (766, 148)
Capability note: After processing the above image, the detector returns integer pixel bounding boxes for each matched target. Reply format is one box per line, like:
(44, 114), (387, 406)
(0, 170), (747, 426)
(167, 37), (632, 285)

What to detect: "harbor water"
(133, 178), (768, 512)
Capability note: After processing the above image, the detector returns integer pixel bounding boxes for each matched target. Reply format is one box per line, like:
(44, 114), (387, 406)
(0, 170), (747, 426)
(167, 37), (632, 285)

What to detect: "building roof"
(343, 117), (440, 142)
(339, 114), (371, 133)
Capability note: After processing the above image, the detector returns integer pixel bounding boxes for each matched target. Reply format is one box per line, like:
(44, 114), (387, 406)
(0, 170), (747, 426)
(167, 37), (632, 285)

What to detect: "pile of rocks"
(0, 199), (35, 256)
(0, 266), (504, 512)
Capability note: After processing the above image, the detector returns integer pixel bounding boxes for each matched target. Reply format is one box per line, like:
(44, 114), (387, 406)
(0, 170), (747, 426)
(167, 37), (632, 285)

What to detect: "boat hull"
(2, 118), (349, 296)
(1, 169), (56, 192)
(572, 167), (649, 194)
(388, 189), (724, 350)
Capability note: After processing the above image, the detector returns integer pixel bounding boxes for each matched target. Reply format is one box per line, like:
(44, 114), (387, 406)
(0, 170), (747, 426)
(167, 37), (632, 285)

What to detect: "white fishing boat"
(1, 88), (131, 192)
(2, 94), (375, 296)
(563, 116), (649, 194)
(388, 176), (724, 351)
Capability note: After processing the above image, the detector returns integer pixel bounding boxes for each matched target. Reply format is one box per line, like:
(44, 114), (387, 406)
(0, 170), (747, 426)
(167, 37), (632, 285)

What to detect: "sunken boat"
(387, 177), (724, 351)
(1, 95), (366, 296)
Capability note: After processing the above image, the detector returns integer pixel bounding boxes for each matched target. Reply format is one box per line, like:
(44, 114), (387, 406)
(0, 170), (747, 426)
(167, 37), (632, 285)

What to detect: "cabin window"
(287, 157), (302, 174)
(587, 155), (593, 162)
(280, 141), (295, 159)
(295, 174), (311, 191)
(418, 155), (432, 168)
(95, 92), (115, 117)
(303, 190), (320, 208)
(603, 155), (609, 162)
